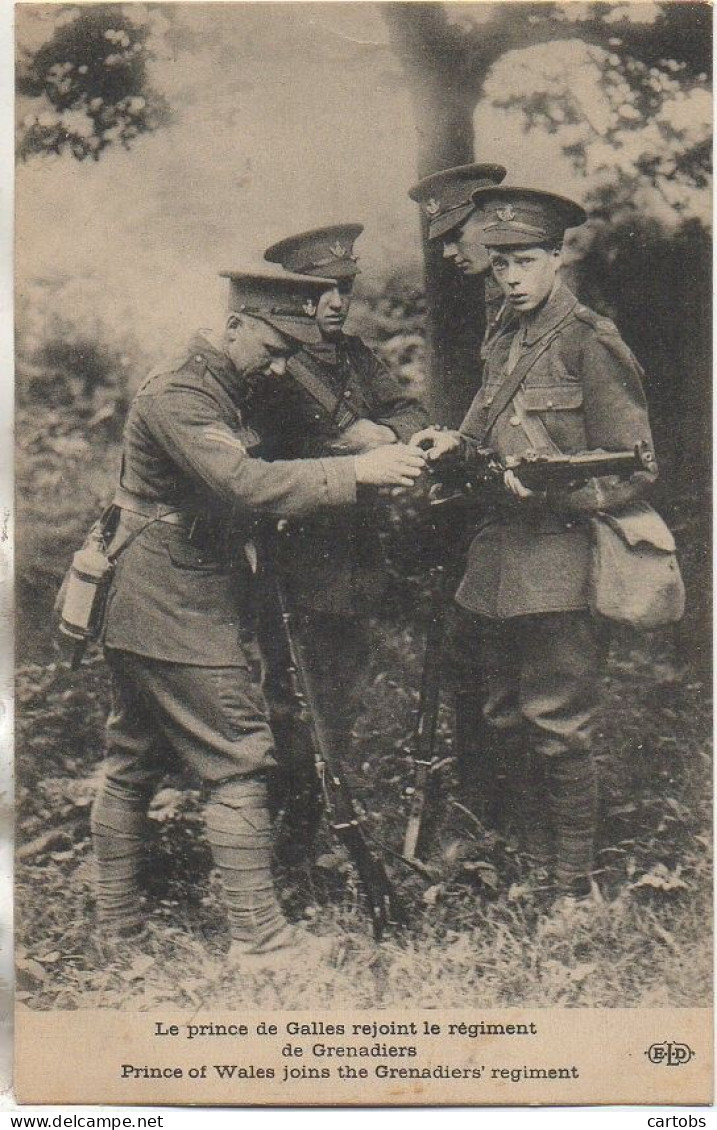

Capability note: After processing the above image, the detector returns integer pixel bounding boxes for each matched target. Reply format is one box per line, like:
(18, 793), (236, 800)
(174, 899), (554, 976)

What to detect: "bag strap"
(482, 307), (577, 437)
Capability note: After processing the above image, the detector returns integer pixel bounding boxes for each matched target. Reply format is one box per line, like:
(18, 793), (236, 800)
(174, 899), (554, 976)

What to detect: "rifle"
(263, 522), (406, 941)
(402, 563), (449, 863)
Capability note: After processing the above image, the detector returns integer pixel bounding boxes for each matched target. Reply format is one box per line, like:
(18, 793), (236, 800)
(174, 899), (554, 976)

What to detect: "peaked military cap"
(219, 267), (334, 345)
(264, 224), (364, 280)
(470, 186), (588, 247)
(408, 163), (507, 240)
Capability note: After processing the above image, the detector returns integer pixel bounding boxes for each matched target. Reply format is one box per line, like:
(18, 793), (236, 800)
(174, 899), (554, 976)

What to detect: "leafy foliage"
(487, 40), (710, 229)
(16, 5), (170, 161)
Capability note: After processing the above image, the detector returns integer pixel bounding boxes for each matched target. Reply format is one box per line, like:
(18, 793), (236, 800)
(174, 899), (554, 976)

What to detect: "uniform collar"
(187, 331), (255, 405)
(519, 281), (579, 347)
(302, 335), (350, 367)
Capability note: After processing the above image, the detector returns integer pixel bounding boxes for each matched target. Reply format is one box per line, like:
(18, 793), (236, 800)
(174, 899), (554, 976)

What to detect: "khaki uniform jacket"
(455, 283), (657, 618)
(103, 335), (356, 665)
(248, 335), (428, 615)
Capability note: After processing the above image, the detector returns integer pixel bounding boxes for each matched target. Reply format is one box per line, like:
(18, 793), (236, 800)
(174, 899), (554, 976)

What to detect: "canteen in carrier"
(58, 523), (116, 646)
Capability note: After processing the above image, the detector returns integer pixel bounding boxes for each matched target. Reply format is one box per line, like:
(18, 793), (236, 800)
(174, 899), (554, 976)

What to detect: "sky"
(15, 2), (586, 356)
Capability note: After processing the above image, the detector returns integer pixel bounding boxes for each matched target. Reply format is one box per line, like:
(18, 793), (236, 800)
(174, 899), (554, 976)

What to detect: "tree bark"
(383, 3), (488, 425)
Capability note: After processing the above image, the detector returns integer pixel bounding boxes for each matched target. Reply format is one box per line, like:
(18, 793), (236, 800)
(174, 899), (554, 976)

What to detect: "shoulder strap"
(483, 309), (577, 437)
(289, 351), (361, 430)
(338, 338), (377, 418)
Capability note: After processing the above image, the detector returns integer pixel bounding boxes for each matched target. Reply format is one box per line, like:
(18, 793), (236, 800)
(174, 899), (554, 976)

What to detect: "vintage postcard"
(13, 0), (712, 1107)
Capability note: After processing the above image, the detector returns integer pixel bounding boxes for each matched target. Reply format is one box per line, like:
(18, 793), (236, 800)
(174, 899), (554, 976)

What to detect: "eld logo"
(645, 1041), (695, 1066)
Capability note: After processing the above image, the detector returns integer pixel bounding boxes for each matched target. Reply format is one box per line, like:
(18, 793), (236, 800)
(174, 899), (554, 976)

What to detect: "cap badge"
(497, 205), (516, 222)
(302, 299), (317, 317)
(329, 241), (347, 259)
(425, 198), (441, 217)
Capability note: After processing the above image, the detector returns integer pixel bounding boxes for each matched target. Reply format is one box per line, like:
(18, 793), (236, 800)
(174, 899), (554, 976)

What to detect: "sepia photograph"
(13, 0), (712, 1106)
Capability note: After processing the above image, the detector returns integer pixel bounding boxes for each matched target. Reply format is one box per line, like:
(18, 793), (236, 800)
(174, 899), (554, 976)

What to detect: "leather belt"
(113, 487), (196, 528)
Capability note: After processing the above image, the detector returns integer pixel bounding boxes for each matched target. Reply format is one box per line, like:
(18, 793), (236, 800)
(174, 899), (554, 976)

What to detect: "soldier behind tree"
(408, 163), (509, 352)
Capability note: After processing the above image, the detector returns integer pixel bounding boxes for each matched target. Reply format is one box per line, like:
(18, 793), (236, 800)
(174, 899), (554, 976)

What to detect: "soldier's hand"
(330, 419), (397, 454)
(409, 426), (461, 462)
(355, 443), (427, 488)
(503, 469), (542, 500)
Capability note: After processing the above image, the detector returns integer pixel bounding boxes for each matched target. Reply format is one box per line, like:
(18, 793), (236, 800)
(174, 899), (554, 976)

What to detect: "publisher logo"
(645, 1041), (695, 1066)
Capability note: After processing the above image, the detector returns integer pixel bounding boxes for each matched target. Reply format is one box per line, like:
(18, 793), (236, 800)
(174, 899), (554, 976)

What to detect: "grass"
(15, 614), (712, 1013)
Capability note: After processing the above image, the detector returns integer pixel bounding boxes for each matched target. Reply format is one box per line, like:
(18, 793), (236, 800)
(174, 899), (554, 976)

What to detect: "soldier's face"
(442, 214), (491, 275)
(315, 284), (352, 339)
(225, 316), (295, 379)
(488, 246), (562, 313)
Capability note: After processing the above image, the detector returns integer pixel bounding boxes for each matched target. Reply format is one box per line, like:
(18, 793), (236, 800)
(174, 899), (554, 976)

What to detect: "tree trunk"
(383, 4), (488, 426)
(414, 86), (487, 426)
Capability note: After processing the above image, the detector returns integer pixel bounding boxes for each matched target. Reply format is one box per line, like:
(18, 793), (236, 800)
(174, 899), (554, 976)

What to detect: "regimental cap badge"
(264, 226), (363, 278)
(425, 198), (441, 217)
(497, 205), (516, 222)
(302, 298), (318, 317)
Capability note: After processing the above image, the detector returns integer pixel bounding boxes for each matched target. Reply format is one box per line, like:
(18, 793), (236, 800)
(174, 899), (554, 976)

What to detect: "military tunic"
(249, 332), (428, 757)
(102, 333), (358, 786)
(448, 282), (656, 761)
(250, 334), (428, 614)
(456, 283), (656, 619)
(104, 335), (356, 663)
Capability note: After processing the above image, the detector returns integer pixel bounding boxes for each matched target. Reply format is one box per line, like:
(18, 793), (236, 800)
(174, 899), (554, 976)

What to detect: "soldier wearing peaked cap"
(258, 225), (429, 848)
(408, 163), (509, 346)
(413, 187), (658, 909)
(86, 268), (427, 964)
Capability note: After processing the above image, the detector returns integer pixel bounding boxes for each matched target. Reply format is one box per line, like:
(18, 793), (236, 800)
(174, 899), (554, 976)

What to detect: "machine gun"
(430, 441), (656, 504)
(262, 522), (406, 941)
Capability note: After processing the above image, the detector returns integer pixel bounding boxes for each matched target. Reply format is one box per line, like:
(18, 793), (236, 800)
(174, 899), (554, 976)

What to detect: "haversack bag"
(589, 501), (685, 629)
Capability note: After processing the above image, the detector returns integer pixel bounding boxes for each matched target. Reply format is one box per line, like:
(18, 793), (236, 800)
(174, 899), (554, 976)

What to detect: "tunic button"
(194, 355), (203, 362)
(509, 415), (521, 426)
(546, 400), (554, 408)
(343, 390), (352, 399)
(314, 414), (321, 421)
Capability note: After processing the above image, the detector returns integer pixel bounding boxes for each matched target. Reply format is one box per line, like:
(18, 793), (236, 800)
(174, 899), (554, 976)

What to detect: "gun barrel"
(514, 447), (648, 492)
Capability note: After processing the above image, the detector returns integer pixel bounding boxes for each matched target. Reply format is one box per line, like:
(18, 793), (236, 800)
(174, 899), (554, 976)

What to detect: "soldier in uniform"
(408, 164), (512, 798)
(408, 163), (509, 346)
(412, 187), (657, 905)
(257, 226), (429, 838)
(90, 268), (427, 963)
